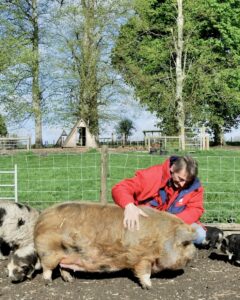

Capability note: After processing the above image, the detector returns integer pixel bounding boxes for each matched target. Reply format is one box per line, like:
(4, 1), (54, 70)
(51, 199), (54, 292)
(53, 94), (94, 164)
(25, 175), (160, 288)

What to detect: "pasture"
(0, 148), (240, 223)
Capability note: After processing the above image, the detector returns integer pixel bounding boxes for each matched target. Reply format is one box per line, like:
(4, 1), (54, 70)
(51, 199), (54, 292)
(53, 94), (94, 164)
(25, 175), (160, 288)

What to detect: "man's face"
(170, 166), (190, 189)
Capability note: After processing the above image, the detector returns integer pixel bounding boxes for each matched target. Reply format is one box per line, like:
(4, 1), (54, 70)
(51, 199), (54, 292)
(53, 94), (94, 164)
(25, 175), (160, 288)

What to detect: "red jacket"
(112, 158), (204, 225)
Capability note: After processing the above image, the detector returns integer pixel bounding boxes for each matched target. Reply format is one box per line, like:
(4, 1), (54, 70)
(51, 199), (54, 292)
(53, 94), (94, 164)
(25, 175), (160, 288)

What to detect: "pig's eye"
(182, 241), (191, 247)
(222, 239), (227, 246)
(22, 266), (29, 272)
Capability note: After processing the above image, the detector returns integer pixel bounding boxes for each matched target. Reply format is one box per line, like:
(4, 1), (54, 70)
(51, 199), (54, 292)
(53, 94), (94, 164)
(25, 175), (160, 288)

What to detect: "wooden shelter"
(62, 119), (97, 148)
(55, 130), (68, 147)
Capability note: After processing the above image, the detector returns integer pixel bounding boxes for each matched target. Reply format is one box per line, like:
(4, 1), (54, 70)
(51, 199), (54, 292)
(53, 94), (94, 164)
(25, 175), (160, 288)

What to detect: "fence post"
(200, 126), (206, 150)
(205, 135), (209, 150)
(27, 137), (29, 150)
(100, 145), (108, 205)
(148, 136), (151, 152)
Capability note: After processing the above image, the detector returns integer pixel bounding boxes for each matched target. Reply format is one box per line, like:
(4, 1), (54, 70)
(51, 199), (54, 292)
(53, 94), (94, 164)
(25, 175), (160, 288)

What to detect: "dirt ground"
(0, 249), (239, 300)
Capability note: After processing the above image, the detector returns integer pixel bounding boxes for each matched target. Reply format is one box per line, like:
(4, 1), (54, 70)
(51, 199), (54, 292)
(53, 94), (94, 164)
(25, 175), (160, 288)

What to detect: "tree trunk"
(212, 124), (224, 146)
(175, 0), (185, 150)
(32, 0), (43, 148)
(79, 0), (99, 139)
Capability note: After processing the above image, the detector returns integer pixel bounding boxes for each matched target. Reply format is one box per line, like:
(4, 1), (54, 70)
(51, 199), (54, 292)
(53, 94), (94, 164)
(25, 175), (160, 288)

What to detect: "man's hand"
(123, 203), (148, 231)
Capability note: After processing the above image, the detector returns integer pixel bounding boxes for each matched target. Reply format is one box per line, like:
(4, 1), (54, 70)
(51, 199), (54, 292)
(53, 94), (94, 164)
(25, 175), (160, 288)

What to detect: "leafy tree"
(115, 118), (135, 144)
(185, 0), (240, 144)
(0, 0), (132, 144)
(112, 0), (240, 144)
(0, 115), (8, 136)
(48, 0), (131, 138)
(0, 0), (47, 147)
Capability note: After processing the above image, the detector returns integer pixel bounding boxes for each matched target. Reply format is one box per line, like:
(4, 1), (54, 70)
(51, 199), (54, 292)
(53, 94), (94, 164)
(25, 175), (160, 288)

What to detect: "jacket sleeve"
(175, 187), (204, 224)
(111, 165), (163, 208)
(111, 175), (142, 208)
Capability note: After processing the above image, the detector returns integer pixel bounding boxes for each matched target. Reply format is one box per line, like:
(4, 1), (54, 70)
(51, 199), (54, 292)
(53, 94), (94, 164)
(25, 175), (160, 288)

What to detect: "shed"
(55, 130), (68, 147)
(62, 119), (98, 148)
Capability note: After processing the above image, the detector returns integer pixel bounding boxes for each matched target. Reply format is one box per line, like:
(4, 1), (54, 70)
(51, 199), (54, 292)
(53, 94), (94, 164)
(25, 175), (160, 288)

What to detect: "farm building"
(61, 119), (97, 148)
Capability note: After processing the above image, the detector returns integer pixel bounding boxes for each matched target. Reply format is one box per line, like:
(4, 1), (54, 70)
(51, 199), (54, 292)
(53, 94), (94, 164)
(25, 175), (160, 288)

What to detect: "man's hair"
(172, 156), (198, 181)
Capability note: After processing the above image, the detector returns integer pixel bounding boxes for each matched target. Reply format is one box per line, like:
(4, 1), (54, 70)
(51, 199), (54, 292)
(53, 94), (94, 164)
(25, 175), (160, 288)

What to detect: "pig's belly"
(59, 256), (161, 273)
(59, 256), (121, 273)
(60, 263), (86, 272)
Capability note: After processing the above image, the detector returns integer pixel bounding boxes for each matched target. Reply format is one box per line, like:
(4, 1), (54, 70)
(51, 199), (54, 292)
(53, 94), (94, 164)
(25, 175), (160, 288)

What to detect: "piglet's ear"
(175, 225), (197, 243)
(222, 237), (229, 246)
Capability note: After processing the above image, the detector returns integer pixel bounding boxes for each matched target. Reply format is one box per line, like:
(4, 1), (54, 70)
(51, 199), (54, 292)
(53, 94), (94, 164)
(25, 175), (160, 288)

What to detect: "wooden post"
(202, 126), (204, 150)
(100, 145), (108, 204)
(111, 133), (114, 144)
(205, 135), (209, 150)
(122, 133), (125, 146)
(148, 136), (151, 152)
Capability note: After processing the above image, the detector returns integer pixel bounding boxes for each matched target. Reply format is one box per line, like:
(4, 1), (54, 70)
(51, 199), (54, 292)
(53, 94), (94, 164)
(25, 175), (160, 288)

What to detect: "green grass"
(0, 148), (240, 223)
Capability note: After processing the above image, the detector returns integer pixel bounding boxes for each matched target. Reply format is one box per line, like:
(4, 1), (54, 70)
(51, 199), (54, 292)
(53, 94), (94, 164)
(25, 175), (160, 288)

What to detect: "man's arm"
(112, 163), (167, 230)
(123, 203), (148, 231)
(111, 176), (141, 208)
(112, 169), (154, 230)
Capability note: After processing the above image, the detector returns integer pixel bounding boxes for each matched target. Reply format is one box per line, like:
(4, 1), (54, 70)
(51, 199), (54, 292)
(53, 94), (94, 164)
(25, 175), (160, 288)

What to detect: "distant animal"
(34, 202), (197, 289)
(0, 200), (41, 282)
(200, 226), (224, 249)
(220, 234), (240, 264)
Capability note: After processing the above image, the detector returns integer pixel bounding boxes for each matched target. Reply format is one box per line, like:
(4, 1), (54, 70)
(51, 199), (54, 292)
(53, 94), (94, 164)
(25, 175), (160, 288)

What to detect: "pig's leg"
(133, 260), (152, 289)
(40, 254), (63, 283)
(42, 268), (53, 282)
(60, 268), (74, 282)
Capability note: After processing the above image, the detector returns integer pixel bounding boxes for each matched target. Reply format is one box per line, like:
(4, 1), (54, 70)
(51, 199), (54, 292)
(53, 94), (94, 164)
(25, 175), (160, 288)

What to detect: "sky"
(224, 128), (240, 142)
(8, 108), (240, 145)
(8, 103), (159, 145)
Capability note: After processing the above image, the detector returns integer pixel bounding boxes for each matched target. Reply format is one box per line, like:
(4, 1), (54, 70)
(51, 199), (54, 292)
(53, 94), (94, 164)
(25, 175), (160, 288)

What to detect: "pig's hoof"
(43, 279), (53, 286)
(140, 274), (152, 289)
(62, 274), (74, 283)
(141, 283), (151, 290)
(60, 269), (74, 282)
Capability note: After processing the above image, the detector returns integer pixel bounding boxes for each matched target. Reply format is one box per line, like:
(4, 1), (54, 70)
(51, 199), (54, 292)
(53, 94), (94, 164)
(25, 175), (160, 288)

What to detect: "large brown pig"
(34, 202), (197, 288)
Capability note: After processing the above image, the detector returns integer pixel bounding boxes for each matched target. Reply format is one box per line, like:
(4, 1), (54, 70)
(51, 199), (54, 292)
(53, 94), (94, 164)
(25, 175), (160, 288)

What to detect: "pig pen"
(0, 248), (239, 300)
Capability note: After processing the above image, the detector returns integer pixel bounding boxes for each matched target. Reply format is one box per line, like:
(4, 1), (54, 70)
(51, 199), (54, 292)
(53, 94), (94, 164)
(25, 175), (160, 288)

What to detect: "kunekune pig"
(34, 202), (197, 289)
(0, 200), (41, 282)
(220, 234), (240, 264)
(201, 226), (224, 249)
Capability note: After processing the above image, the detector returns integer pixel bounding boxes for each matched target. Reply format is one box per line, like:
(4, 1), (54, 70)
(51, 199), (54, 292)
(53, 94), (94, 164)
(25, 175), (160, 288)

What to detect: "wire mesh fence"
(0, 150), (239, 223)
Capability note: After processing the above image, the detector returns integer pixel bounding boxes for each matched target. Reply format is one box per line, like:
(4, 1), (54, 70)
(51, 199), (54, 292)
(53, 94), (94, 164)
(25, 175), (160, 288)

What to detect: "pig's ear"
(175, 225), (197, 243)
(222, 237), (229, 247)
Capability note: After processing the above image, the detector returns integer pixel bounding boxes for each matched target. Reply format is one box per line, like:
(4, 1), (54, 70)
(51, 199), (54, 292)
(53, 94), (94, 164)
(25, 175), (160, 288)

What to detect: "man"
(112, 155), (206, 244)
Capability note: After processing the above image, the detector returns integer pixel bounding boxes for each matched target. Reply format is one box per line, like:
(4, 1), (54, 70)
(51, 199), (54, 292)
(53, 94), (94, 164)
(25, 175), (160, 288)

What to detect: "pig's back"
(34, 202), (125, 241)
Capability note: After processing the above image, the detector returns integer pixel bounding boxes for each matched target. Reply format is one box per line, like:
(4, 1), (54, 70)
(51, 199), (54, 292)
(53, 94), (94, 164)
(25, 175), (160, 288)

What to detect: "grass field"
(0, 148), (240, 223)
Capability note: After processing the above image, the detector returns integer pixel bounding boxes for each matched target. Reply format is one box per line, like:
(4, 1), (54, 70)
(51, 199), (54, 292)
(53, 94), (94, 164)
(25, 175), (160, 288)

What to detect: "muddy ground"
(0, 249), (239, 300)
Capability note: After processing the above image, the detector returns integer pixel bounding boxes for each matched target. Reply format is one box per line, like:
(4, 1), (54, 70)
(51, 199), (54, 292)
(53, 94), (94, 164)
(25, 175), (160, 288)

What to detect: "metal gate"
(0, 164), (18, 202)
